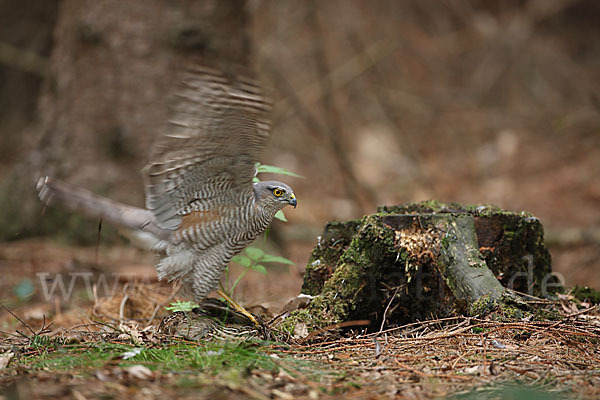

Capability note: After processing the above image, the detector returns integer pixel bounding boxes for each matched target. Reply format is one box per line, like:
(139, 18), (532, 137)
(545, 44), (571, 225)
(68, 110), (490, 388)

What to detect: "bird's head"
(253, 181), (297, 214)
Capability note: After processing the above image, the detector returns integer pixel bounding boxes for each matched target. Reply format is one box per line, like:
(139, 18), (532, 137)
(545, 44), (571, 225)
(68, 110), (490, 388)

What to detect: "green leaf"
(252, 176), (260, 183)
(251, 264), (267, 274)
(256, 164), (303, 178)
(245, 247), (264, 261)
(165, 301), (199, 312)
(232, 254), (252, 267)
(274, 210), (287, 222)
(260, 254), (295, 265)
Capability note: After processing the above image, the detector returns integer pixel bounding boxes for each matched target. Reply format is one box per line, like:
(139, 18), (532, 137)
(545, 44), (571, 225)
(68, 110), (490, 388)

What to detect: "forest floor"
(1, 240), (600, 399)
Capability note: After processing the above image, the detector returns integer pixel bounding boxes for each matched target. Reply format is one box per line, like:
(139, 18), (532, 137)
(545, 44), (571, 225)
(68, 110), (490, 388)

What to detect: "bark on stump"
(280, 201), (558, 334)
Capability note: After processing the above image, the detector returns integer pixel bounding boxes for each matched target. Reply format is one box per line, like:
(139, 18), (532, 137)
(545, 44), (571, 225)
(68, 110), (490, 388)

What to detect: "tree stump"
(279, 201), (559, 334)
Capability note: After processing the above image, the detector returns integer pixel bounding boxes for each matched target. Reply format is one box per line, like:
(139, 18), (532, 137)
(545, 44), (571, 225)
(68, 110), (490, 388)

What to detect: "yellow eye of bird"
(273, 188), (284, 197)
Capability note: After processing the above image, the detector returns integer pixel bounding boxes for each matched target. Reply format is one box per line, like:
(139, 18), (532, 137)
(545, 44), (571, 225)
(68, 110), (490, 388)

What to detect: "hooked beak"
(288, 194), (297, 208)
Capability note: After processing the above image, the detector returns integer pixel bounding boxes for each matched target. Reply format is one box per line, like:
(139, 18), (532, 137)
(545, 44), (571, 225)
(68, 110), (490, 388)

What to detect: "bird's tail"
(36, 177), (170, 248)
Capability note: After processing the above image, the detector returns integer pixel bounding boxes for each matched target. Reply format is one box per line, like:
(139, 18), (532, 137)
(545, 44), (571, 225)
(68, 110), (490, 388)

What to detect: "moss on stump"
(280, 201), (558, 335)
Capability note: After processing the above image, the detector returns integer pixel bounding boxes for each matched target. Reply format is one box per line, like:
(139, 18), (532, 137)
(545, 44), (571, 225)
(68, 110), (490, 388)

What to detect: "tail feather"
(36, 176), (170, 240)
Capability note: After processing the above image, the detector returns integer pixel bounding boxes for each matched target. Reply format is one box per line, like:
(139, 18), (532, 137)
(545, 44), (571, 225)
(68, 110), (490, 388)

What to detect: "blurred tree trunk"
(0, 0), (249, 241)
(0, 0), (57, 172)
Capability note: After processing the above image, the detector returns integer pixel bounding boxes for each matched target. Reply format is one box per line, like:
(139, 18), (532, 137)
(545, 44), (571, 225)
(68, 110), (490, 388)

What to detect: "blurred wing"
(144, 65), (271, 230)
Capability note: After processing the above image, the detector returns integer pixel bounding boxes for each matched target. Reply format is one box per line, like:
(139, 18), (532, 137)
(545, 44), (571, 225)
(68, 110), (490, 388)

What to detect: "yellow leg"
(216, 289), (259, 327)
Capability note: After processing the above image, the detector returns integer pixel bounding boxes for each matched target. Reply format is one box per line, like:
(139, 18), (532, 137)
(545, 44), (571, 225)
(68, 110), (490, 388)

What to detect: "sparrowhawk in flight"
(37, 64), (297, 303)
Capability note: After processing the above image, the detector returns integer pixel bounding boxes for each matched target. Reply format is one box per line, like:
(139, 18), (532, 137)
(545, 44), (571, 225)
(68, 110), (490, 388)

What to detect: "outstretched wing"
(143, 65), (272, 231)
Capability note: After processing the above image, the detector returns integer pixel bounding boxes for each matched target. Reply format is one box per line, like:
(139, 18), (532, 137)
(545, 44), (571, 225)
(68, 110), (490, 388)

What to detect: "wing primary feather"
(143, 63), (272, 232)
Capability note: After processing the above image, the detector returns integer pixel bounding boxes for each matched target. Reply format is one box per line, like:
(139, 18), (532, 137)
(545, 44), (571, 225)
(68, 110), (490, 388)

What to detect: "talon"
(216, 289), (260, 327)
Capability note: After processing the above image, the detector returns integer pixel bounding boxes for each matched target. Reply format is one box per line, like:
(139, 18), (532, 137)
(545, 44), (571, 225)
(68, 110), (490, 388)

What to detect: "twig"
(379, 286), (400, 334)
(0, 301), (36, 337)
(547, 305), (600, 330)
(90, 318), (122, 333)
(564, 304), (599, 319)
(507, 288), (557, 303)
(118, 284), (130, 322)
(480, 332), (488, 375)
(299, 320), (371, 344)
(146, 281), (182, 324)
(38, 314), (53, 335)
(95, 219), (103, 270)
(367, 316), (468, 338)
(0, 329), (22, 339)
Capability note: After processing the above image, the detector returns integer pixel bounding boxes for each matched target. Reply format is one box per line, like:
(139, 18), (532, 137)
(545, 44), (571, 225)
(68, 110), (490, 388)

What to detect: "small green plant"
(253, 163), (303, 180)
(274, 209), (287, 222)
(165, 301), (200, 312)
(225, 247), (294, 295)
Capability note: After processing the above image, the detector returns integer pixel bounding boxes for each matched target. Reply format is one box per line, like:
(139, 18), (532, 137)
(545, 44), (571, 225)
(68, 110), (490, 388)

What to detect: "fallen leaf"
(461, 365), (482, 375)
(0, 352), (14, 369)
(293, 323), (309, 339)
(281, 294), (314, 313)
(71, 389), (87, 400)
(24, 307), (46, 321)
(125, 364), (153, 380)
(119, 323), (143, 345)
(122, 348), (143, 360)
(272, 389), (295, 400)
(95, 370), (110, 382)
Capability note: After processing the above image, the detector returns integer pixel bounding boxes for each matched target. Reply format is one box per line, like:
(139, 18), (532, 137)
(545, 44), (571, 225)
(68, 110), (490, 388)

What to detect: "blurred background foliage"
(0, 0), (598, 287)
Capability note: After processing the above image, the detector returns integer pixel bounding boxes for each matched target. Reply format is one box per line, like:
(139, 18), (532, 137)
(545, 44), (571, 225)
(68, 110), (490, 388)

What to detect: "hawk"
(37, 64), (297, 304)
